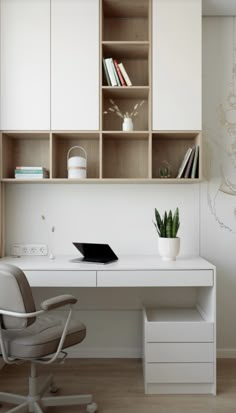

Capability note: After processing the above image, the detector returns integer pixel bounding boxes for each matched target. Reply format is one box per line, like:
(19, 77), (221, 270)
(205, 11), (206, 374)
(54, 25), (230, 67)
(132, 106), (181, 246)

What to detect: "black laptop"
(73, 242), (118, 264)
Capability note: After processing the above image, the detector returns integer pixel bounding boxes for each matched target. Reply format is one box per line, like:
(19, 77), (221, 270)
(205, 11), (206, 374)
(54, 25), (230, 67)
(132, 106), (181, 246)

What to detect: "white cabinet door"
(1, 0), (50, 130)
(152, 0), (201, 131)
(51, 0), (99, 130)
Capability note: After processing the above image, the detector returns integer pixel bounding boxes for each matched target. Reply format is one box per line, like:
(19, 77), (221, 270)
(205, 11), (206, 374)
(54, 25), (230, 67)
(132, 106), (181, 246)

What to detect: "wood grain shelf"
(103, 0), (149, 42)
(102, 42), (149, 58)
(1, 132), (50, 179)
(102, 87), (150, 98)
(152, 132), (201, 179)
(1, 178), (202, 184)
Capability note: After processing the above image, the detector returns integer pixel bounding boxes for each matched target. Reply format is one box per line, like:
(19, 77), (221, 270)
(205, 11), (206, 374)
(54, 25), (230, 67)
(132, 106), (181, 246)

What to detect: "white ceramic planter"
(122, 117), (133, 131)
(158, 237), (180, 261)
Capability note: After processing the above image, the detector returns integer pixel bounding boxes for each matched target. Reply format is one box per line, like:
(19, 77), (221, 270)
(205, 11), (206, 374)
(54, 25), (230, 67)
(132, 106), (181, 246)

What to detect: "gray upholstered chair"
(0, 263), (97, 413)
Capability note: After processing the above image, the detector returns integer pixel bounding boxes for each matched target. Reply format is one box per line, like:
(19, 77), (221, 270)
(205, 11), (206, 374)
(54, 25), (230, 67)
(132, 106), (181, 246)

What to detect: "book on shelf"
(113, 59), (126, 86)
(191, 145), (199, 178)
(15, 175), (48, 179)
(110, 59), (121, 86)
(183, 146), (196, 178)
(105, 58), (117, 86)
(102, 58), (111, 86)
(103, 58), (132, 87)
(15, 166), (47, 170)
(176, 147), (193, 178)
(118, 62), (132, 86)
(14, 166), (49, 179)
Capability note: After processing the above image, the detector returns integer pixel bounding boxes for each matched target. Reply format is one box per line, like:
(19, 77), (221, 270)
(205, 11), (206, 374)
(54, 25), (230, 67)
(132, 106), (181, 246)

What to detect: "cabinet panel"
(25, 270), (96, 287)
(146, 363), (214, 384)
(51, 0), (99, 130)
(0, 0), (50, 130)
(146, 320), (214, 342)
(98, 270), (213, 287)
(152, 0), (201, 130)
(146, 343), (214, 362)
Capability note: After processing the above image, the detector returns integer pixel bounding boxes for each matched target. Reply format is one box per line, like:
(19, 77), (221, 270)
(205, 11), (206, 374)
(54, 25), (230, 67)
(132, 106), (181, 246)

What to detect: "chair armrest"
(40, 294), (77, 311)
(0, 309), (44, 318)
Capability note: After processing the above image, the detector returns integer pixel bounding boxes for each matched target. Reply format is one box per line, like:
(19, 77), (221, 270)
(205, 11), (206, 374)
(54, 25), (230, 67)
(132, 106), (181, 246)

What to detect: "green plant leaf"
(166, 215), (172, 238)
(153, 220), (161, 237)
(163, 211), (167, 237)
(172, 207), (180, 237)
(154, 208), (163, 232)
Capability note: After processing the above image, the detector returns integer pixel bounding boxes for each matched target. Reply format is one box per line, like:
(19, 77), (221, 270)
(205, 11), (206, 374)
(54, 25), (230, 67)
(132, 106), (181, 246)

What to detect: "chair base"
(0, 392), (97, 413)
(0, 363), (97, 413)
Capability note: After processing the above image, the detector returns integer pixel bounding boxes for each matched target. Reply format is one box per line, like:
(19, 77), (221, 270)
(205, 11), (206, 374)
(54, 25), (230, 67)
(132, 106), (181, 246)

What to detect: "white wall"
(5, 184), (199, 257)
(202, 17), (236, 357)
(5, 183), (200, 357)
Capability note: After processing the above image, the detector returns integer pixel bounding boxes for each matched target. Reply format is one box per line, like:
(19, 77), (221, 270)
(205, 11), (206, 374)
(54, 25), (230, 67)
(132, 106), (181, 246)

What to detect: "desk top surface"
(0, 255), (215, 271)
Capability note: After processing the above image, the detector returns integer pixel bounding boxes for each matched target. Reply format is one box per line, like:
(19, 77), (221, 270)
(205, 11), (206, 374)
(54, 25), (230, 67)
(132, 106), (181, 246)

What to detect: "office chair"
(0, 263), (97, 413)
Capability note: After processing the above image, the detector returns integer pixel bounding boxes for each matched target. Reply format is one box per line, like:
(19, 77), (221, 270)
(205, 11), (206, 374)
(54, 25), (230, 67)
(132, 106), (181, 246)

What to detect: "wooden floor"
(0, 359), (236, 412)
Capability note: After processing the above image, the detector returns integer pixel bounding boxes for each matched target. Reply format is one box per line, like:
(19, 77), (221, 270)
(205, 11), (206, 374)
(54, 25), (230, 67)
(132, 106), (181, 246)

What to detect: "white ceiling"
(203, 0), (236, 16)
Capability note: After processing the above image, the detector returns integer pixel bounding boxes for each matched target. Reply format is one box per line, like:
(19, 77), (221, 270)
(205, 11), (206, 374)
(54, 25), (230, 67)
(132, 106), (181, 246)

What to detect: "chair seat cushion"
(2, 315), (86, 359)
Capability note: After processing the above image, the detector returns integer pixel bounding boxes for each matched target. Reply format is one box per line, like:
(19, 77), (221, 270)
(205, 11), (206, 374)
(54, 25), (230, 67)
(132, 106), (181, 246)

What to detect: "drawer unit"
(146, 343), (214, 363)
(97, 270), (213, 287)
(143, 306), (215, 394)
(25, 270), (96, 287)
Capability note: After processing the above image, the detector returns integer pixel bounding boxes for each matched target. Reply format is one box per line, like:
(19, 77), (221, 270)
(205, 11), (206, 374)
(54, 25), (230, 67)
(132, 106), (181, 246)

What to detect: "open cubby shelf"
(0, 131), (201, 182)
(102, 42), (149, 87)
(102, 0), (149, 42)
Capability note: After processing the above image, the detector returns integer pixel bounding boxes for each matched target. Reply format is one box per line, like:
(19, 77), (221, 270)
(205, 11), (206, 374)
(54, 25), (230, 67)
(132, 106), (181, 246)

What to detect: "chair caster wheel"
(49, 384), (59, 394)
(86, 402), (98, 413)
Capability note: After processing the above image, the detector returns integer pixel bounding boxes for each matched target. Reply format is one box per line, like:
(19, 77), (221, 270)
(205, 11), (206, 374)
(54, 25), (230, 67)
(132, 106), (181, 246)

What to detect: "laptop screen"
(73, 242), (118, 263)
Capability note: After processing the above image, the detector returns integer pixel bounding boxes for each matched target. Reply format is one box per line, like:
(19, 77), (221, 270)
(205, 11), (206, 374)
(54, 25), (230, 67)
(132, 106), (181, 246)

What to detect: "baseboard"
(0, 350), (235, 366)
(217, 349), (236, 358)
(69, 348), (236, 359)
(66, 346), (142, 358)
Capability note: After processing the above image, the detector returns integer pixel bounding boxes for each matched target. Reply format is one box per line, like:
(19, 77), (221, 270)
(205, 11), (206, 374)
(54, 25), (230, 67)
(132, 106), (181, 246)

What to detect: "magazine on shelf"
(176, 147), (193, 178)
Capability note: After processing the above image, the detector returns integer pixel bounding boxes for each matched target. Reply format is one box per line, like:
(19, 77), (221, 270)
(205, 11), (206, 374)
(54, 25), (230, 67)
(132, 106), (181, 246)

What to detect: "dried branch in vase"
(104, 99), (145, 119)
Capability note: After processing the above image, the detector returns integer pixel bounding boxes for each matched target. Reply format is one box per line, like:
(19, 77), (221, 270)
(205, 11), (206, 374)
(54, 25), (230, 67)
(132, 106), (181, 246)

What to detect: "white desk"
(0, 255), (214, 286)
(0, 255), (216, 395)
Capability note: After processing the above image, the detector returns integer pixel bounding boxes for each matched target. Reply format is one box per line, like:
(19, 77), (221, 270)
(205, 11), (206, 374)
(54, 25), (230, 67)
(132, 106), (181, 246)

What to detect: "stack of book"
(103, 58), (132, 87)
(14, 166), (49, 179)
(176, 145), (199, 179)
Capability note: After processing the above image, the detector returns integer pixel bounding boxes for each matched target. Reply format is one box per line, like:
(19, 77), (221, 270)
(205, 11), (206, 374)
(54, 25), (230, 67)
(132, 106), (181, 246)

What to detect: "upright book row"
(103, 58), (132, 87)
(177, 145), (199, 179)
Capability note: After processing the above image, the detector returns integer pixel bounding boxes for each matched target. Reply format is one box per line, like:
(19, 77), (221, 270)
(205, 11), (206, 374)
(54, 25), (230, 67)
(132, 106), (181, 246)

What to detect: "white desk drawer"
(146, 363), (214, 384)
(97, 270), (213, 287)
(144, 307), (214, 342)
(146, 343), (214, 363)
(145, 321), (213, 342)
(25, 270), (96, 287)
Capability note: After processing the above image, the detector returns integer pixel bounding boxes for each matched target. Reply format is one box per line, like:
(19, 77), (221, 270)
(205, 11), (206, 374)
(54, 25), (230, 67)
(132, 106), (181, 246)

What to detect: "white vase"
(158, 237), (180, 261)
(122, 117), (133, 131)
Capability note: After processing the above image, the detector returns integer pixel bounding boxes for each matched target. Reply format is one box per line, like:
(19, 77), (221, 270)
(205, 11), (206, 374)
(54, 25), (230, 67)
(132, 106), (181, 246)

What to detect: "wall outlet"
(11, 244), (48, 256)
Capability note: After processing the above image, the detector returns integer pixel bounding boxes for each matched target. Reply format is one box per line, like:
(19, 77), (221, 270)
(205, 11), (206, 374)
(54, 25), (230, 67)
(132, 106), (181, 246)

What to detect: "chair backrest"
(0, 263), (36, 329)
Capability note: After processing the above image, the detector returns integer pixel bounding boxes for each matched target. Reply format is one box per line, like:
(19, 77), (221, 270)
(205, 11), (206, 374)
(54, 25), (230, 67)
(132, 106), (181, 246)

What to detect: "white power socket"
(11, 244), (48, 257)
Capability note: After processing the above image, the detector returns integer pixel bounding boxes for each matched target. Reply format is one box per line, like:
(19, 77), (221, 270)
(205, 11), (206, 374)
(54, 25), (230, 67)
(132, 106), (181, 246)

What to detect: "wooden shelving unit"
(0, 0), (201, 184)
(101, 0), (151, 179)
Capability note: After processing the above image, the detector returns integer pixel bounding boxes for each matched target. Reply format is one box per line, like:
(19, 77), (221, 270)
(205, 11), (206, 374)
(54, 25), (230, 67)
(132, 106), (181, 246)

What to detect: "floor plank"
(0, 359), (235, 412)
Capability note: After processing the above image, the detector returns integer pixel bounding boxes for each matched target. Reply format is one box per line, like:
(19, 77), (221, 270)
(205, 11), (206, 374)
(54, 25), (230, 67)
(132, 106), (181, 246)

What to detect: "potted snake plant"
(153, 208), (180, 261)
